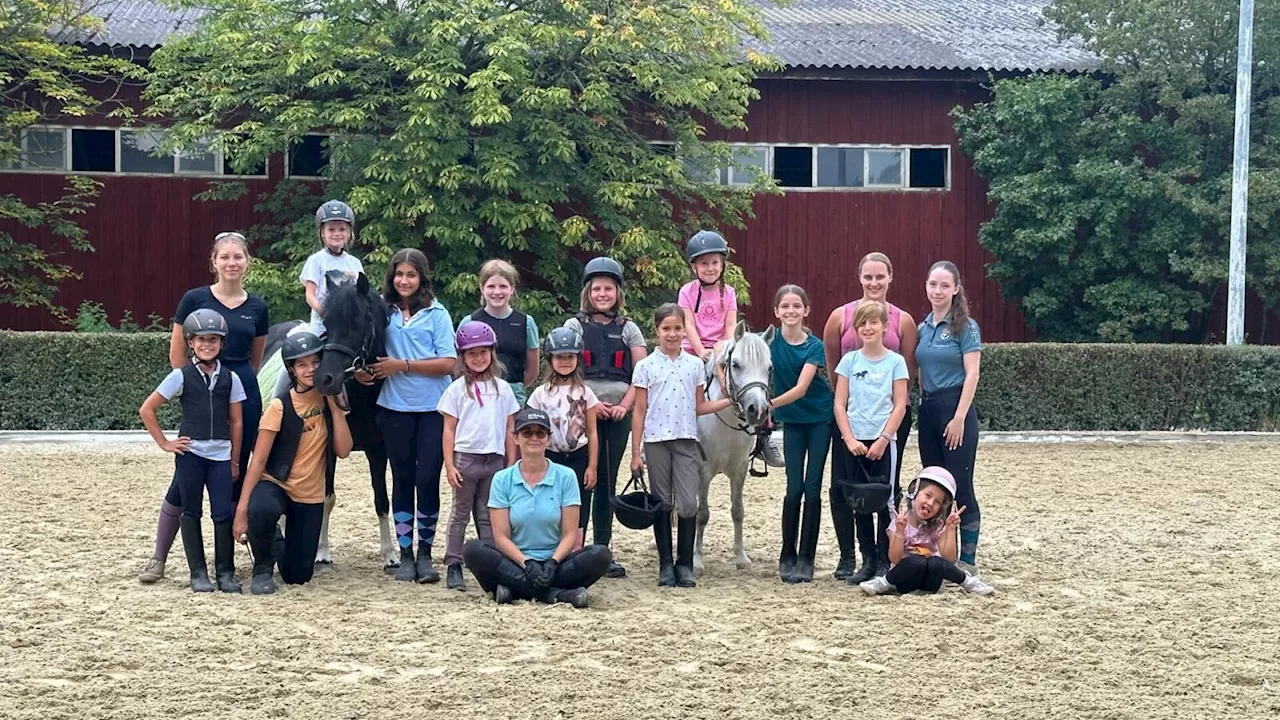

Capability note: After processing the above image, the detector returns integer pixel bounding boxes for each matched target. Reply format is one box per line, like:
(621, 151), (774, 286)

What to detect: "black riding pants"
(917, 387), (980, 564)
(246, 480), (324, 585)
(590, 415), (631, 547)
(377, 408), (445, 551)
(548, 447), (591, 532)
(462, 540), (612, 599)
(886, 553), (967, 594)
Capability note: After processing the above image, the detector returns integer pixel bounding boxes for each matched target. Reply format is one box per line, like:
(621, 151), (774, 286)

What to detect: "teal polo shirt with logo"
(488, 460), (581, 561)
(915, 313), (982, 394)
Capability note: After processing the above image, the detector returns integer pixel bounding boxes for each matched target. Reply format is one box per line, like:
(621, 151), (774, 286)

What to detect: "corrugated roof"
(749, 0), (1098, 72)
(60, 0), (1099, 73)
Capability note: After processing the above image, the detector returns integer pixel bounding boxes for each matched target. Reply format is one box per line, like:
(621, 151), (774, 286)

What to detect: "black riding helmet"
(685, 230), (729, 264)
(582, 256), (624, 286)
(315, 199), (355, 229)
(183, 309), (228, 339)
(282, 331), (324, 361)
(543, 326), (584, 355)
(611, 469), (665, 530)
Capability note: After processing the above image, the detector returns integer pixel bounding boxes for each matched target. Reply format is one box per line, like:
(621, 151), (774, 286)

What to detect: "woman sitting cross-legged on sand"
(859, 466), (994, 597)
(462, 408), (613, 608)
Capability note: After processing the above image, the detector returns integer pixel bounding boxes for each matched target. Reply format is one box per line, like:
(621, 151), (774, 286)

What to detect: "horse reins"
(320, 302), (380, 412)
(708, 338), (774, 477)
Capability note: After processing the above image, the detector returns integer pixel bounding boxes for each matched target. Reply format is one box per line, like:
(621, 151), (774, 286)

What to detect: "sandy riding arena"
(1, 440), (1278, 719)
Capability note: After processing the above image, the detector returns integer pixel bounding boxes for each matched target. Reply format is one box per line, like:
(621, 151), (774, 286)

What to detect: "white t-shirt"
(527, 382), (600, 453)
(631, 350), (705, 443)
(437, 376), (520, 455)
(155, 360), (248, 462)
(299, 249), (364, 333)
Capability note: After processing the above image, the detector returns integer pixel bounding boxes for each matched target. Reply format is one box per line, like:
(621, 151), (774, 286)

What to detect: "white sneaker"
(858, 576), (893, 596)
(961, 574), (995, 596)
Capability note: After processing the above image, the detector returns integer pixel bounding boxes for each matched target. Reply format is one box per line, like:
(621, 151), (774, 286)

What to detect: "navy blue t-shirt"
(173, 287), (270, 365)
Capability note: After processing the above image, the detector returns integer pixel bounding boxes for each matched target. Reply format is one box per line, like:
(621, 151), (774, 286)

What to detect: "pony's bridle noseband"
(322, 305), (379, 381)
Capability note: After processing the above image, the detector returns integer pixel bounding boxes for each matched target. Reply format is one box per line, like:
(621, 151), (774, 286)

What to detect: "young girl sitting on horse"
(464, 259), (540, 406)
(140, 309), (247, 593)
(833, 300), (909, 585)
(528, 327), (599, 551)
(301, 200), (363, 337)
(679, 229), (783, 469)
(234, 332), (354, 594)
(439, 321), (520, 591)
(766, 285), (834, 584)
(631, 303), (732, 588)
(858, 466), (994, 596)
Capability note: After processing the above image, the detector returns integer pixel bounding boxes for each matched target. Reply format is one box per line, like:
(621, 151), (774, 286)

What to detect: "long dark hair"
(929, 260), (970, 338)
(383, 248), (435, 313)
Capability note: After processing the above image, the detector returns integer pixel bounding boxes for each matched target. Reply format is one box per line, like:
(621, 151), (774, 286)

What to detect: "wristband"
(880, 432), (893, 442)
(404, 359), (410, 372)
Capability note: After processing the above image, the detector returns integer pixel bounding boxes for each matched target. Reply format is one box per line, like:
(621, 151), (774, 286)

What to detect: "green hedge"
(3, 332), (1280, 432)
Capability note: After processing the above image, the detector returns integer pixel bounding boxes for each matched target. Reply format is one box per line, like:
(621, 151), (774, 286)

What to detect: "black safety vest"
(471, 308), (528, 384)
(577, 312), (633, 383)
(178, 363), (232, 441)
(263, 389), (336, 497)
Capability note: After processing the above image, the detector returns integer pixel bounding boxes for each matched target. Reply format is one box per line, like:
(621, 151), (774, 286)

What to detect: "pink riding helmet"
(456, 320), (498, 351)
(909, 466), (957, 500)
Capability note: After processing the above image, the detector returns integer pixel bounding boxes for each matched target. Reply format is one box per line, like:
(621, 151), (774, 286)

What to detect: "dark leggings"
(548, 447), (591, 531)
(590, 415), (631, 547)
(174, 452), (234, 523)
(782, 421), (832, 505)
(462, 540), (612, 599)
(163, 361), (262, 508)
(917, 387), (980, 564)
(377, 408), (445, 551)
(893, 406), (913, 503)
(886, 553), (967, 593)
(246, 481), (324, 585)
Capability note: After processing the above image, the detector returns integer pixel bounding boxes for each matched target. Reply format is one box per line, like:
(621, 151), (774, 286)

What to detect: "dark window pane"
(909, 148), (948, 188)
(289, 135), (329, 177)
(71, 129), (115, 172)
(222, 146), (267, 176)
(772, 146), (812, 187)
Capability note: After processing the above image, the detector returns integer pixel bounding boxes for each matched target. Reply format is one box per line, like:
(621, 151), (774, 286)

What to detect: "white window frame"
(1, 125), (270, 178)
(285, 132), (332, 179)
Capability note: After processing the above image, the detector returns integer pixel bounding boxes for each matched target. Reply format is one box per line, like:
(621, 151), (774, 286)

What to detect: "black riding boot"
(874, 510), (891, 577)
(394, 546), (417, 582)
(446, 563), (465, 591)
(416, 546), (440, 584)
(675, 516), (698, 588)
(492, 559), (535, 604)
(793, 497), (822, 583)
(213, 522), (241, 593)
(847, 513), (878, 584)
(248, 526), (277, 595)
(778, 498), (801, 583)
(653, 513), (676, 587)
(830, 487), (856, 580)
(179, 517), (214, 593)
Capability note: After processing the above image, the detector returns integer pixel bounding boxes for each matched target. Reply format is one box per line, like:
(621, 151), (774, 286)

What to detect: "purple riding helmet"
(455, 320), (498, 351)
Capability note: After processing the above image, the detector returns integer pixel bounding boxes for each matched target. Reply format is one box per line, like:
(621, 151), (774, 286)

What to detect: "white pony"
(693, 321), (773, 572)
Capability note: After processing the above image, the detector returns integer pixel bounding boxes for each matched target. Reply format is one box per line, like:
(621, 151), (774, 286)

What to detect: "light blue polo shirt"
(377, 300), (457, 412)
(915, 313), (982, 394)
(488, 460), (580, 561)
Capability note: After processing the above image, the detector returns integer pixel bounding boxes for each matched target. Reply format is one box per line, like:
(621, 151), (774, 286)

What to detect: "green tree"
(145, 0), (778, 331)
(954, 0), (1280, 342)
(0, 1), (136, 323)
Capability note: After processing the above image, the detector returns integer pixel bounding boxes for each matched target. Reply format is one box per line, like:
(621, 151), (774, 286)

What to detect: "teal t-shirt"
(488, 460), (580, 561)
(768, 331), (834, 425)
(835, 350), (909, 440)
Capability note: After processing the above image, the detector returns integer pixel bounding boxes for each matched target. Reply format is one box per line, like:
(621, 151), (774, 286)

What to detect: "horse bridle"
(322, 304), (380, 381)
(712, 339), (771, 435)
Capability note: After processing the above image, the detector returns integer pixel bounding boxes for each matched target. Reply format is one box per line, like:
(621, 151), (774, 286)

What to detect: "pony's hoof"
(383, 560), (401, 575)
(692, 557), (705, 574)
(314, 559), (335, 573)
(735, 555), (753, 571)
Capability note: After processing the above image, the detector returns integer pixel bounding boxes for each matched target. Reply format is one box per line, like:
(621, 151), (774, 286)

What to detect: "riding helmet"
(282, 331), (324, 361)
(906, 466), (957, 503)
(611, 469), (665, 530)
(839, 478), (893, 516)
(582, 256), (625, 286)
(315, 199), (355, 228)
(455, 320), (498, 351)
(685, 230), (729, 263)
(543, 327), (584, 355)
(182, 309), (228, 339)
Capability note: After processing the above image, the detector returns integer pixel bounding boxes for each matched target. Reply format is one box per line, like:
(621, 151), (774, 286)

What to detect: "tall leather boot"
(793, 497), (822, 583)
(179, 517), (214, 593)
(653, 513), (676, 587)
(830, 486), (856, 580)
(874, 509), (891, 578)
(778, 497), (801, 583)
(248, 525), (277, 595)
(674, 516), (698, 588)
(213, 522), (242, 593)
(847, 513), (878, 584)
(394, 546), (417, 582)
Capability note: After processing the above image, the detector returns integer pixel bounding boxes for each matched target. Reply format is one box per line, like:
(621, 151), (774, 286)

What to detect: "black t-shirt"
(173, 286), (270, 365)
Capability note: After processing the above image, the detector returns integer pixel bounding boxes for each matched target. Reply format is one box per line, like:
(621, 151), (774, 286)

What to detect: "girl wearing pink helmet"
(858, 466), (994, 596)
(437, 320), (520, 590)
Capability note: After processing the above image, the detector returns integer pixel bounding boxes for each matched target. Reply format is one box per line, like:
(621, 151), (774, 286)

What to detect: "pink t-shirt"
(840, 300), (903, 354)
(888, 509), (948, 569)
(678, 281), (737, 354)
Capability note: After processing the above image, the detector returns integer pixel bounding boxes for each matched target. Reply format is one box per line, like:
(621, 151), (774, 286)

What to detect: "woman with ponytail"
(913, 261), (983, 574)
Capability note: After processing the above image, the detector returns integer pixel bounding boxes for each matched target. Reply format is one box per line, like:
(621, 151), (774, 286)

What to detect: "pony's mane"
(323, 280), (384, 328)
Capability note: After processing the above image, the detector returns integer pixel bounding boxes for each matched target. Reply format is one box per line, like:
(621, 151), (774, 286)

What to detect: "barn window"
(178, 138), (217, 174)
(909, 148), (948, 188)
(8, 128), (69, 170)
(867, 149), (903, 186)
(70, 129), (115, 172)
(772, 146), (813, 187)
(726, 145), (768, 185)
(816, 147), (864, 187)
(121, 130), (175, 174)
(288, 134), (330, 177)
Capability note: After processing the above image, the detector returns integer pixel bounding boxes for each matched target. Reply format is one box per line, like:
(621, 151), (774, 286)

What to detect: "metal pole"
(1228, 0), (1255, 345)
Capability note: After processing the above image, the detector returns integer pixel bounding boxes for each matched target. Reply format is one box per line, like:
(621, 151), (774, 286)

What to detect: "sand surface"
(2, 442), (1278, 719)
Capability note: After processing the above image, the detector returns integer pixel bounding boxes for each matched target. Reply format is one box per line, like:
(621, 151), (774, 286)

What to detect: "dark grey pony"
(259, 273), (396, 571)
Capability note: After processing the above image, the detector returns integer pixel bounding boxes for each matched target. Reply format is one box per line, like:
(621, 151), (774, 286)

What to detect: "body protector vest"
(263, 389), (337, 498)
(471, 308), (528, 384)
(577, 312), (633, 383)
(179, 362), (232, 441)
